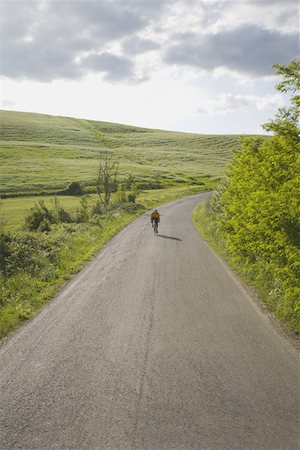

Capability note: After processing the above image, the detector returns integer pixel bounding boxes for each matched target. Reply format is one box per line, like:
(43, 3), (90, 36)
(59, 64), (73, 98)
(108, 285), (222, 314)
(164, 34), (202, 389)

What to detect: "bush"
(52, 197), (73, 223)
(0, 233), (12, 276)
(66, 181), (83, 196)
(115, 183), (126, 204)
(76, 196), (91, 223)
(1, 229), (67, 280)
(24, 198), (73, 231)
(202, 60), (300, 334)
(127, 191), (137, 203)
(24, 201), (55, 231)
(93, 201), (105, 216)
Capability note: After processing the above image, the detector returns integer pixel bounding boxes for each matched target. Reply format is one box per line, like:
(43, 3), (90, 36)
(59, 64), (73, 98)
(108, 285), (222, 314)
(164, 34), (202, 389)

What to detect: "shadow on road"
(157, 234), (182, 241)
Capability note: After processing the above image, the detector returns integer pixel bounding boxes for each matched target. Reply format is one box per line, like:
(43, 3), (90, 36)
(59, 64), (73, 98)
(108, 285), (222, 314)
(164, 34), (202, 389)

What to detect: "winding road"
(0, 193), (299, 450)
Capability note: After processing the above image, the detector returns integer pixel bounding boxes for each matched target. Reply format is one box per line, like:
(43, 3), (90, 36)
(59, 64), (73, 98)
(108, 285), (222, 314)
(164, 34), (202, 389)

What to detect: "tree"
(263, 59), (300, 137)
(208, 59), (300, 332)
(96, 152), (119, 207)
(67, 181), (83, 196)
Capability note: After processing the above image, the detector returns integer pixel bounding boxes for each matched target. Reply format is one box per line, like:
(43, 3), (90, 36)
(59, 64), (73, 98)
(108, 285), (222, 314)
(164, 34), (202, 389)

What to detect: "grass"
(1, 195), (84, 232)
(0, 110), (261, 197)
(193, 201), (226, 256)
(1, 185), (206, 232)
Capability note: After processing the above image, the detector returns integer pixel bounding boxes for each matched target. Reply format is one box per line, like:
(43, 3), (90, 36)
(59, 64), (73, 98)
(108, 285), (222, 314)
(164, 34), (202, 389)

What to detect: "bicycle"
(153, 220), (159, 235)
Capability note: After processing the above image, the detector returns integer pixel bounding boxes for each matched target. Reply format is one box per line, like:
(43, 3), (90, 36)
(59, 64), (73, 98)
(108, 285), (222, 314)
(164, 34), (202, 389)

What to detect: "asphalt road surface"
(0, 193), (299, 450)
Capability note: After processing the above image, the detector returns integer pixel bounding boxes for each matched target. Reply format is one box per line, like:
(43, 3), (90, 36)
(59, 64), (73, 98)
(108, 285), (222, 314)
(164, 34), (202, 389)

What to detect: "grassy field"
(1, 185), (204, 232)
(0, 110), (254, 198)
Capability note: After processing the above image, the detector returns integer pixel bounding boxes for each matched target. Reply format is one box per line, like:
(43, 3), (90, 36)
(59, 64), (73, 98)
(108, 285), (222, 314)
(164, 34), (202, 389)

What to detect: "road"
(0, 193), (299, 450)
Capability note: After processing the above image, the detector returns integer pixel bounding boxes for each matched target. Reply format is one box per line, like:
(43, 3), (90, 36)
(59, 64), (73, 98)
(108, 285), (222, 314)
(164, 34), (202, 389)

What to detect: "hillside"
(0, 110), (258, 197)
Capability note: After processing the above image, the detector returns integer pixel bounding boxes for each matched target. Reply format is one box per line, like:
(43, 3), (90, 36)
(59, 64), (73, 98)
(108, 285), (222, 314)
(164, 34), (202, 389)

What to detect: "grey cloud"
(0, 1), (39, 40)
(1, 40), (82, 81)
(0, 0), (155, 82)
(0, 0), (298, 83)
(164, 26), (299, 77)
(49, 1), (147, 41)
(122, 37), (160, 55)
(82, 52), (136, 82)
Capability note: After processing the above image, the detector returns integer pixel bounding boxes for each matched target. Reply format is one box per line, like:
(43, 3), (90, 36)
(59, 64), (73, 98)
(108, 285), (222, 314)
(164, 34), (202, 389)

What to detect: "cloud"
(165, 25), (299, 77)
(204, 0), (300, 34)
(198, 93), (285, 115)
(82, 52), (138, 83)
(0, 0), (298, 84)
(122, 37), (160, 55)
(49, 1), (147, 41)
(0, 0), (155, 82)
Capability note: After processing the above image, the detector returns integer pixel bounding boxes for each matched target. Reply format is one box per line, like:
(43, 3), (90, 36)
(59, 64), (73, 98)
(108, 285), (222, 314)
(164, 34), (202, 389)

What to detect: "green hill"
(0, 110), (258, 197)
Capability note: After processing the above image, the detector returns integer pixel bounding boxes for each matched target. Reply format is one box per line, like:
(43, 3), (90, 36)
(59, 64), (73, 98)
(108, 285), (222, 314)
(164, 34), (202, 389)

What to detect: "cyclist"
(151, 209), (160, 233)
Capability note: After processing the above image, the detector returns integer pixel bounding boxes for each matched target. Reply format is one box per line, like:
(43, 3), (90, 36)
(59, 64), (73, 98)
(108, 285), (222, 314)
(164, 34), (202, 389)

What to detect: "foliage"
(76, 195), (92, 223)
(24, 198), (73, 231)
(115, 183), (127, 204)
(272, 60), (300, 105)
(96, 152), (119, 207)
(66, 181), (83, 196)
(52, 197), (73, 223)
(264, 59), (300, 137)
(0, 200), (6, 231)
(115, 181), (138, 205)
(24, 201), (55, 231)
(0, 233), (11, 277)
(0, 229), (67, 279)
(127, 185), (138, 203)
(204, 60), (300, 334)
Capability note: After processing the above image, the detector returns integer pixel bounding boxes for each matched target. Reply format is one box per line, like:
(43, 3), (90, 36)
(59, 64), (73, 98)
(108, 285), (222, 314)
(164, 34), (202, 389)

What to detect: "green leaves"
(208, 60), (300, 334)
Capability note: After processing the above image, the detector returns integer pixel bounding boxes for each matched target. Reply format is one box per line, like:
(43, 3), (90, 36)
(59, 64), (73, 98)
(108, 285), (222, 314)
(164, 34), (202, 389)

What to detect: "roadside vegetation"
(194, 60), (300, 336)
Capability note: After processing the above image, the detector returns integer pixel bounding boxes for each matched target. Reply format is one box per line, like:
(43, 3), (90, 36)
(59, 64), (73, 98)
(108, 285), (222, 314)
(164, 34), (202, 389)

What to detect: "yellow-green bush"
(204, 60), (300, 334)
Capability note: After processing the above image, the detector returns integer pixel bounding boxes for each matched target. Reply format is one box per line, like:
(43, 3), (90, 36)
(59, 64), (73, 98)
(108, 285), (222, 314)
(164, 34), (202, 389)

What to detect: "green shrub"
(92, 201), (105, 216)
(24, 201), (55, 231)
(66, 181), (83, 196)
(1, 230), (66, 279)
(199, 60), (300, 335)
(115, 183), (127, 204)
(127, 191), (137, 203)
(76, 196), (91, 223)
(24, 198), (73, 231)
(0, 233), (12, 276)
(127, 184), (138, 203)
(52, 197), (73, 223)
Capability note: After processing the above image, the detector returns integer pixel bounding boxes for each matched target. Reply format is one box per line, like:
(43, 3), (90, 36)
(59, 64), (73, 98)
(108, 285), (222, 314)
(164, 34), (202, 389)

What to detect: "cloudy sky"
(0, 0), (299, 134)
